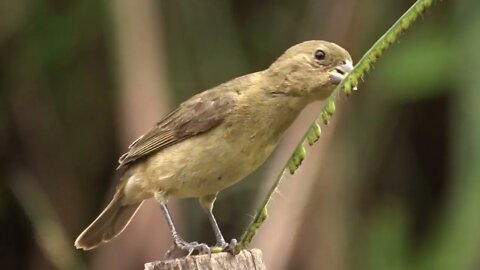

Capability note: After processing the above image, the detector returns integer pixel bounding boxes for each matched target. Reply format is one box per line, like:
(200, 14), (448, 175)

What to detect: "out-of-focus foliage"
(1, 0), (479, 270)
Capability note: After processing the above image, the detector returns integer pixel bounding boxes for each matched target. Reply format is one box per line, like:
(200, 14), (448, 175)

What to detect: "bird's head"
(267, 40), (353, 101)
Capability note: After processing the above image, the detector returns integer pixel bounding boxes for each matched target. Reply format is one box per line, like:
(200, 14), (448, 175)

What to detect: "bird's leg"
(156, 195), (210, 257)
(199, 194), (237, 252)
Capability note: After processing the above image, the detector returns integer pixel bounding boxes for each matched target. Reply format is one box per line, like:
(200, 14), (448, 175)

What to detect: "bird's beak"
(329, 60), (357, 90)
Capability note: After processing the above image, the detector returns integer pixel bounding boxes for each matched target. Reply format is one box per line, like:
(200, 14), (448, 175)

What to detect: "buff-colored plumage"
(75, 40), (353, 251)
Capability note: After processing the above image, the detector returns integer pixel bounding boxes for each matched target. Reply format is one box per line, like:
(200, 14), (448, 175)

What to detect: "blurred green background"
(1, 0), (479, 269)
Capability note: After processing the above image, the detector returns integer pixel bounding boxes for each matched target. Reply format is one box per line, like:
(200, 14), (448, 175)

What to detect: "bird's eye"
(314, 49), (326, 60)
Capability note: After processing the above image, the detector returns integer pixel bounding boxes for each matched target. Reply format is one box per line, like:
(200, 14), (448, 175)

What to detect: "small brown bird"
(74, 40), (353, 255)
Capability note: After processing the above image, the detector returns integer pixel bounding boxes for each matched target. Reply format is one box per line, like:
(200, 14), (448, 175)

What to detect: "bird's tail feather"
(74, 188), (142, 250)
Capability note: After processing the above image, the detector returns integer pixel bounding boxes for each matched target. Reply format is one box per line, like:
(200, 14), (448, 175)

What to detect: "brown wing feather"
(117, 92), (236, 169)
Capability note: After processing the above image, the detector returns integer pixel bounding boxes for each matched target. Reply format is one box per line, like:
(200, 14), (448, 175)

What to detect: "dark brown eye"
(314, 49), (326, 60)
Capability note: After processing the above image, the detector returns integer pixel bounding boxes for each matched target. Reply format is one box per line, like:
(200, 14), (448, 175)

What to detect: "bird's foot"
(164, 239), (210, 259)
(211, 238), (238, 254)
(226, 238), (238, 254)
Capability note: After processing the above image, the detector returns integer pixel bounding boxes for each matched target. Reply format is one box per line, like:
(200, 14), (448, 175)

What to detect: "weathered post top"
(144, 249), (265, 270)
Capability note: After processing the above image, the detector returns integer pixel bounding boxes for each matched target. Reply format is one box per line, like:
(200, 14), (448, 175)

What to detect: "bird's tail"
(74, 185), (142, 250)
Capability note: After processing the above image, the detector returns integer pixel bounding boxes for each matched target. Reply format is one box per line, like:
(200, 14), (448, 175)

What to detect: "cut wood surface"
(144, 249), (265, 270)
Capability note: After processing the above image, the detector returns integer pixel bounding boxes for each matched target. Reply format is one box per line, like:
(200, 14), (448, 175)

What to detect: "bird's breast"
(124, 97), (303, 200)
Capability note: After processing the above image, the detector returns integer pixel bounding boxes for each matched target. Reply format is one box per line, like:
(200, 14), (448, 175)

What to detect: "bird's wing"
(117, 92), (237, 169)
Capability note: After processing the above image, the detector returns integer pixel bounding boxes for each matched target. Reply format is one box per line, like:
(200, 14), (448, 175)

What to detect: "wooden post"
(144, 249), (265, 270)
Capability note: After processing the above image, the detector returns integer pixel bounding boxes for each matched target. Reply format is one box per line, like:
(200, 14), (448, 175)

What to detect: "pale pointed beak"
(329, 60), (357, 90)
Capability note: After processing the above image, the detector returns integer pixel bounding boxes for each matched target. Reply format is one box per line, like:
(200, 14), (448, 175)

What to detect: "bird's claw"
(213, 238), (238, 254)
(214, 240), (227, 250)
(164, 239), (211, 259)
(183, 241), (210, 256)
(226, 238), (238, 254)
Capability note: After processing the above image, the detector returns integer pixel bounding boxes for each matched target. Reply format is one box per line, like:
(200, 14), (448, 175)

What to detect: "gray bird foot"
(164, 239), (210, 259)
(214, 238), (238, 254)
